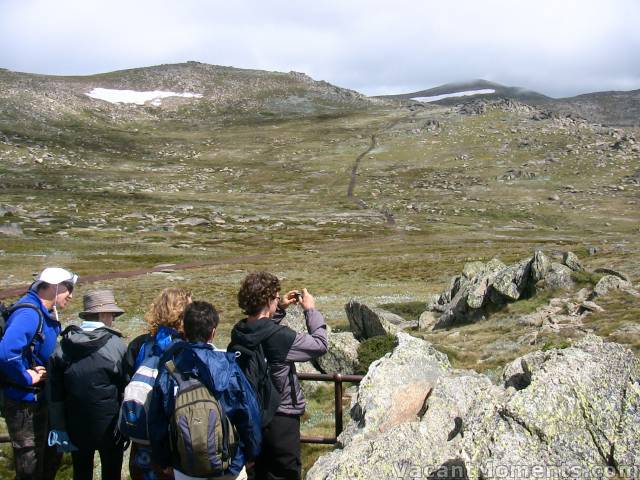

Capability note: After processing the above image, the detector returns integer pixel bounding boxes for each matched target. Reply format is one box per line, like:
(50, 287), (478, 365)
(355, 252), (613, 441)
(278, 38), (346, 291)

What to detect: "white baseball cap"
(30, 267), (78, 291)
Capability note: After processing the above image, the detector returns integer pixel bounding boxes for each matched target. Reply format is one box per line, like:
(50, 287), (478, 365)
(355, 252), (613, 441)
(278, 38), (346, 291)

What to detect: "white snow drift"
(86, 88), (203, 106)
(411, 88), (495, 103)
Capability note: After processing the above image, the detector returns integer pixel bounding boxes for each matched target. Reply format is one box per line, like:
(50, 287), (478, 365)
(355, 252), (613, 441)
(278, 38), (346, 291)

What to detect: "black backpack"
(0, 301), (45, 390)
(0, 302), (44, 358)
(228, 343), (280, 428)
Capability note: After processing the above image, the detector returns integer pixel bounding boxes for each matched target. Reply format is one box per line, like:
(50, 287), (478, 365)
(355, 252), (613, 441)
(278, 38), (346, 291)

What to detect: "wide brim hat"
(31, 267), (78, 291)
(79, 289), (125, 319)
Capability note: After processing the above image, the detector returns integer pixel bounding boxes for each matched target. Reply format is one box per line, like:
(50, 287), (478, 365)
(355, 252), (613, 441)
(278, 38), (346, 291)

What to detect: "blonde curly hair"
(145, 287), (192, 336)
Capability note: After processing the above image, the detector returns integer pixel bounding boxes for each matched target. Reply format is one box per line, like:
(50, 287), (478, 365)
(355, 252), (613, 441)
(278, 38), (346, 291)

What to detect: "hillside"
(381, 79), (640, 126)
(0, 62), (375, 147)
(554, 89), (640, 127)
(379, 79), (551, 105)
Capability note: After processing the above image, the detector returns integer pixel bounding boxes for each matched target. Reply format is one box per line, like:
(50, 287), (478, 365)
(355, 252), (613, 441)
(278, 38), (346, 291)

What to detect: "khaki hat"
(79, 289), (124, 319)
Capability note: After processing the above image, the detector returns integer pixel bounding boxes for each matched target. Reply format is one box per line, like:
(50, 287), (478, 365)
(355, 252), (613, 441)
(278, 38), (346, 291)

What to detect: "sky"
(1, 0), (639, 98)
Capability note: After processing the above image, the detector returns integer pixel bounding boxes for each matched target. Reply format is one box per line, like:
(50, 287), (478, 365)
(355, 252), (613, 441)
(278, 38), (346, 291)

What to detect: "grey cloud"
(1, 0), (639, 98)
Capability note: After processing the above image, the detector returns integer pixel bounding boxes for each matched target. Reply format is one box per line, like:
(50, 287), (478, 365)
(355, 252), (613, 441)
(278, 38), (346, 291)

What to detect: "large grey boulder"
(316, 332), (360, 375)
(280, 305), (307, 333)
(541, 262), (575, 290)
(592, 274), (634, 298)
(345, 299), (400, 340)
(337, 332), (450, 446)
(491, 259), (531, 300)
(307, 335), (640, 480)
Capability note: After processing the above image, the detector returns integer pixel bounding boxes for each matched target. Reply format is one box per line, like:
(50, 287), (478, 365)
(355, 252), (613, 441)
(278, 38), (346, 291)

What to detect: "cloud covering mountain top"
(1, 0), (639, 98)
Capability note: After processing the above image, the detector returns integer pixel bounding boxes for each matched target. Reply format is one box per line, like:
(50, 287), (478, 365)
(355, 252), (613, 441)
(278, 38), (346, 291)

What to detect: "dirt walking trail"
(0, 254), (268, 300)
(346, 112), (416, 200)
(347, 134), (378, 198)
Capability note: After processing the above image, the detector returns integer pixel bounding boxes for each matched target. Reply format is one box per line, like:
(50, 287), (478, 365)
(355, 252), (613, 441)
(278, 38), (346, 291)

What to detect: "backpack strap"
(9, 303), (45, 369)
(288, 367), (298, 407)
(162, 343), (207, 392)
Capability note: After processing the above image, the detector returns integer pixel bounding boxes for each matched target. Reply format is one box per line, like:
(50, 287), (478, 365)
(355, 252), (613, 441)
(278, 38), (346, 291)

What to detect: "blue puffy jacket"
(0, 290), (61, 402)
(149, 341), (262, 476)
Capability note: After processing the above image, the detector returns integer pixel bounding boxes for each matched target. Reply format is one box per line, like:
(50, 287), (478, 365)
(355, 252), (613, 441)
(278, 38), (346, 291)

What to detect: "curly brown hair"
(238, 272), (280, 316)
(145, 287), (192, 336)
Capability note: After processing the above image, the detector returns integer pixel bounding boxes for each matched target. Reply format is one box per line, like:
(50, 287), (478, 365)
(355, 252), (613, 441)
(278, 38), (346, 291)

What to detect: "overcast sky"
(1, 0), (639, 98)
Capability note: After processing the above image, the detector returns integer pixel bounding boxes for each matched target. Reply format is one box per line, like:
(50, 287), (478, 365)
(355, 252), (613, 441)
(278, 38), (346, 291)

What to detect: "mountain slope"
(553, 89), (640, 126)
(379, 79), (551, 104)
(0, 62), (374, 135)
(380, 79), (640, 126)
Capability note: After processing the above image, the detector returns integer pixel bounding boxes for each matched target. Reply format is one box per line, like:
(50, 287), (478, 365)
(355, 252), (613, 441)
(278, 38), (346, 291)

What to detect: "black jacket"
(228, 307), (328, 416)
(48, 324), (127, 448)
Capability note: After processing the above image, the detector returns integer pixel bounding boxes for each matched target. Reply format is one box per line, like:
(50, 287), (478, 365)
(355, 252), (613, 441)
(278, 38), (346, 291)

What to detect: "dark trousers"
(254, 414), (301, 480)
(3, 397), (62, 480)
(71, 437), (123, 480)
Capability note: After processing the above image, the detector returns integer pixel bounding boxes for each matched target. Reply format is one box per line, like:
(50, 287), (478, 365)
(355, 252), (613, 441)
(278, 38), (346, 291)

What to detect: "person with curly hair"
(122, 287), (192, 480)
(228, 272), (328, 480)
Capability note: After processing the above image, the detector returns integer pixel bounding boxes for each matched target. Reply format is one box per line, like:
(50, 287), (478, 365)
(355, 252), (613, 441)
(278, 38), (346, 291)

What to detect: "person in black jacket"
(228, 272), (328, 480)
(48, 289), (127, 480)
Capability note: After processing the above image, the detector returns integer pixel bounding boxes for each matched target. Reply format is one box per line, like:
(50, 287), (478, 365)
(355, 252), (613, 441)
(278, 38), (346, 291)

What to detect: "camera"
(294, 291), (303, 302)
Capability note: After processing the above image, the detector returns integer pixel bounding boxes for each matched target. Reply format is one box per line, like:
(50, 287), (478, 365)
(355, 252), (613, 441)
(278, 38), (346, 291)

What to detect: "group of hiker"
(0, 267), (328, 480)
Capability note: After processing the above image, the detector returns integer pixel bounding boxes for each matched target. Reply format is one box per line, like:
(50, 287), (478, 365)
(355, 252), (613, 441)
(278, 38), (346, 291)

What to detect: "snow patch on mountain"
(86, 88), (203, 106)
(411, 89), (496, 103)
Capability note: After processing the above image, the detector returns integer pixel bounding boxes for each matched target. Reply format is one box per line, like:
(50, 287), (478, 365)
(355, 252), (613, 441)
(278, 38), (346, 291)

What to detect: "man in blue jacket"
(149, 300), (262, 479)
(0, 267), (77, 480)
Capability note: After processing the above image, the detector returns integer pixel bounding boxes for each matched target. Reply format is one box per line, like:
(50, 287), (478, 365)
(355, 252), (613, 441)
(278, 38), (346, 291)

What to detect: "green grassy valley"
(1, 63), (639, 477)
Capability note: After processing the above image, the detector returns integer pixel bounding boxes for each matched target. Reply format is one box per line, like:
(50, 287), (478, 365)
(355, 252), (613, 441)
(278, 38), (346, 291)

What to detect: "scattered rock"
(0, 205), (18, 217)
(579, 300), (604, 313)
(562, 251), (583, 271)
(178, 217), (210, 226)
(418, 311), (438, 331)
(0, 223), (23, 237)
(593, 268), (630, 282)
(592, 275), (633, 298)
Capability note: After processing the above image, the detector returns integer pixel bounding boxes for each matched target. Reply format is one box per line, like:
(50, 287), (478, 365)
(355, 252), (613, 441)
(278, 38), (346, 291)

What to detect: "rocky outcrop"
(307, 334), (640, 480)
(345, 299), (401, 340)
(420, 250), (638, 330)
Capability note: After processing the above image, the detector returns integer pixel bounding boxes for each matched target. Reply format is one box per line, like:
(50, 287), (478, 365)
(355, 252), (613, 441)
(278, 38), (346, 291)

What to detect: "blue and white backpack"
(118, 327), (178, 445)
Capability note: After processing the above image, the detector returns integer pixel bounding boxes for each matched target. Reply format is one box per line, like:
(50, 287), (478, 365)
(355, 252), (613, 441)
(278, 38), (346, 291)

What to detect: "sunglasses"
(61, 281), (74, 293)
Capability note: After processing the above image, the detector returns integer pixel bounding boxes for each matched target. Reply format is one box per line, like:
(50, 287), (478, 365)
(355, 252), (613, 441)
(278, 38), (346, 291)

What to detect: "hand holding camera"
(281, 289), (316, 310)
